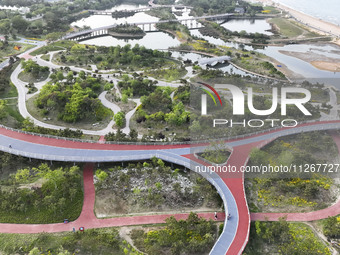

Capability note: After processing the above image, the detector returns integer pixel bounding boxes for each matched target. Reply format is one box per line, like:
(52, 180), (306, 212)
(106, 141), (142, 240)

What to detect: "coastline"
(245, 0), (340, 42)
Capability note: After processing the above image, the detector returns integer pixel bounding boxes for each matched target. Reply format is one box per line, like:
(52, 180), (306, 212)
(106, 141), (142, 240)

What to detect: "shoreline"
(245, 0), (340, 41)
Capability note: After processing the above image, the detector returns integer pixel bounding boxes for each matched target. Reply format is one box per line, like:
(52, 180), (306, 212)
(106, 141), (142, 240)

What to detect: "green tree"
(129, 128), (138, 141)
(323, 216), (340, 238)
(0, 100), (7, 120)
(15, 168), (30, 183)
(114, 111), (126, 128)
(28, 247), (40, 255)
(96, 170), (108, 182)
(11, 15), (28, 33)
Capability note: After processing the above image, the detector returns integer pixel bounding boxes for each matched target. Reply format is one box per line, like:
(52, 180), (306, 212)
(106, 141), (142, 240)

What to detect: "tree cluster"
(118, 75), (156, 97)
(104, 128), (138, 142)
(131, 212), (217, 255)
(60, 44), (172, 71)
(323, 216), (340, 239)
(22, 59), (49, 79)
(245, 220), (331, 255)
(0, 0), (122, 36)
(0, 163), (83, 223)
(35, 71), (110, 123)
(22, 118), (83, 138)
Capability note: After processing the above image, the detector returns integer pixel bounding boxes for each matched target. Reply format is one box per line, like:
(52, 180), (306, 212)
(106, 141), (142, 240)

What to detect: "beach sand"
(311, 61), (340, 72)
(246, 0), (340, 39)
(279, 49), (340, 72)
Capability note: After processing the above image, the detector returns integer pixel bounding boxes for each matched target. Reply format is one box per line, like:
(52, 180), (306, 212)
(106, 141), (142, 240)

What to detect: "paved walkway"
(1, 120), (340, 254)
(11, 53), (184, 136)
(0, 163), (225, 234)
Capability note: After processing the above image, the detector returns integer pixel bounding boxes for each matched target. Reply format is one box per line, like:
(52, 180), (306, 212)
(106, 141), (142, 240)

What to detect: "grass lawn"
(30, 40), (76, 56)
(41, 54), (50, 61)
(270, 17), (304, 38)
(0, 43), (35, 59)
(2, 102), (24, 127)
(0, 82), (18, 99)
(18, 70), (50, 83)
(145, 67), (187, 82)
(262, 6), (281, 14)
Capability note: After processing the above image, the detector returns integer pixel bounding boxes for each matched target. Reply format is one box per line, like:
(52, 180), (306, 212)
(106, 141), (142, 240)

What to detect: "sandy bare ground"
(246, 0), (340, 38)
(279, 49), (340, 72)
(311, 61), (340, 72)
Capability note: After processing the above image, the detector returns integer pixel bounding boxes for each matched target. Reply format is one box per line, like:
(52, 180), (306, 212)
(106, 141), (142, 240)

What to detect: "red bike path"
(2, 120), (340, 151)
(1, 123), (340, 255)
(0, 163), (225, 234)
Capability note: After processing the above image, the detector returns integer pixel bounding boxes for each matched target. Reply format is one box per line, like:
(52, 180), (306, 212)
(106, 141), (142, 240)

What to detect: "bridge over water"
(63, 13), (234, 41)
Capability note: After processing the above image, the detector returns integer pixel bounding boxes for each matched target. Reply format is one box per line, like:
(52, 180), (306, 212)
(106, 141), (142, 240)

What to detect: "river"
(74, 3), (340, 86)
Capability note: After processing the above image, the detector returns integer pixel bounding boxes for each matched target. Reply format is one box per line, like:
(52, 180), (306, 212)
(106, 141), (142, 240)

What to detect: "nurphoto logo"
(199, 83), (312, 128)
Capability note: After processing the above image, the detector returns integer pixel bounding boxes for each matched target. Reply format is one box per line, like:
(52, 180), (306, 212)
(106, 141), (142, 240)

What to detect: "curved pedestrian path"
(11, 53), (185, 136)
(10, 63), (130, 136)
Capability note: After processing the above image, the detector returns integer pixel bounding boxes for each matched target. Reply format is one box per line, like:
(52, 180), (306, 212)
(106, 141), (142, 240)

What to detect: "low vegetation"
(199, 142), (231, 164)
(19, 59), (49, 83)
(30, 41), (76, 56)
(94, 158), (221, 216)
(118, 75), (156, 97)
(246, 132), (338, 213)
(0, 163), (83, 224)
(269, 17), (319, 38)
(322, 215), (340, 241)
(0, 0), (122, 38)
(131, 212), (218, 255)
(181, 0), (259, 15)
(0, 62), (24, 128)
(0, 39), (35, 59)
(109, 24), (145, 38)
(21, 118), (83, 139)
(0, 228), (141, 255)
(132, 87), (191, 141)
(189, 78), (320, 140)
(244, 219), (331, 254)
(199, 21), (270, 44)
(145, 66), (187, 82)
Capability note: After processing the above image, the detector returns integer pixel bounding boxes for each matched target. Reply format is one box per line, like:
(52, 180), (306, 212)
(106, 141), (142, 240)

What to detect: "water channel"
(73, 3), (340, 87)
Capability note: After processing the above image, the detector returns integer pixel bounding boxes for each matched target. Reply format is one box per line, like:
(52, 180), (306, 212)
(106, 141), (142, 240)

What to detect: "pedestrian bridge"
(63, 13), (234, 41)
